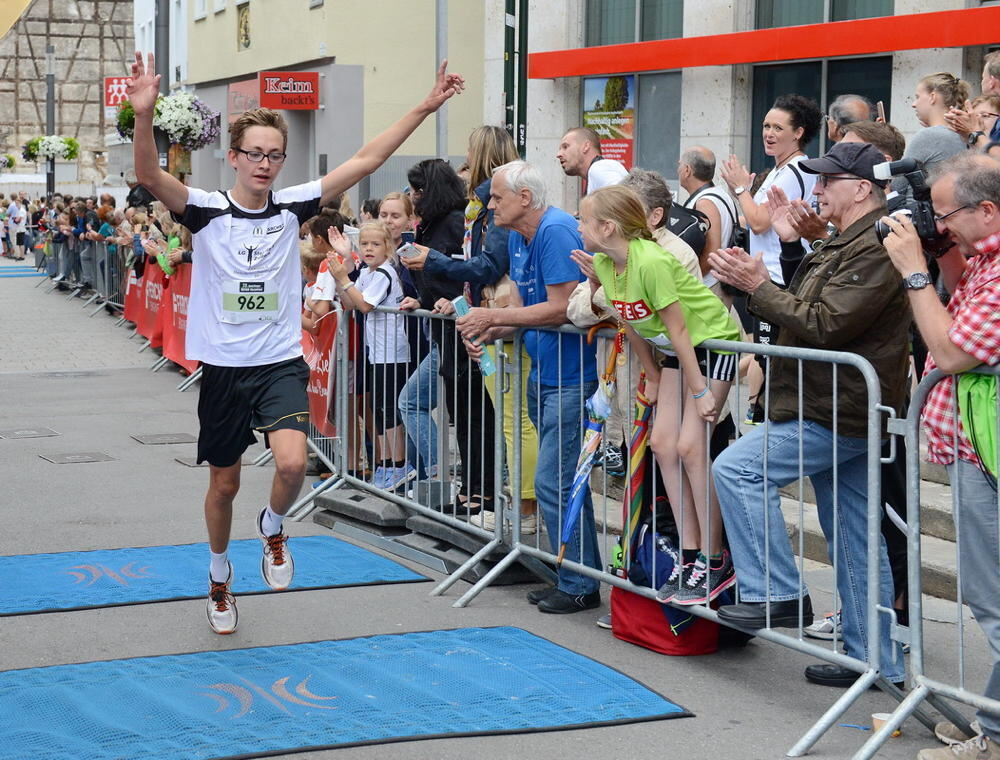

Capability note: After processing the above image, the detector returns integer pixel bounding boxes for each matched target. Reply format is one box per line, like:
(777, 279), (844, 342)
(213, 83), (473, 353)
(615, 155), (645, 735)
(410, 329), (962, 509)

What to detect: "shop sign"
(227, 78), (260, 122)
(258, 71), (320, 110)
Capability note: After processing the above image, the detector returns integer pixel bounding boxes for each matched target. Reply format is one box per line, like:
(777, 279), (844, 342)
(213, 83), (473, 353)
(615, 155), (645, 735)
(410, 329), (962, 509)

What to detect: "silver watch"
(902, 272), (931, 290)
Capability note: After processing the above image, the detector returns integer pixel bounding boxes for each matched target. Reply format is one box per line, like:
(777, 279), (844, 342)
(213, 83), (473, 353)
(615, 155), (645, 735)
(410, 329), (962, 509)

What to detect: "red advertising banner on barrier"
(136, 264), (166, 348)
(160, 265), (199, 375)
(123, 269), (144, 324)
(303, 311), (338, 437)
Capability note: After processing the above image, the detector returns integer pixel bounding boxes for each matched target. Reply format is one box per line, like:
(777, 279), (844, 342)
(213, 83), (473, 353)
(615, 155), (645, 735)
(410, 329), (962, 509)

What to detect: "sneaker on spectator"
(384, 465), (415, 491)
(656, 558), (687, 603)
(206, 562), (237, 635)
(936, 721), (981, 746)
(603, 445), (627, 477)
(804, 610), (842, 640)
(372, 466), (389, 489)
(480, 510), (537, 535)
(256, 508), (294, 590)
(596, 612), (612, 629)
(672, 551), (736, 606)
(918, 735), (1000, 760)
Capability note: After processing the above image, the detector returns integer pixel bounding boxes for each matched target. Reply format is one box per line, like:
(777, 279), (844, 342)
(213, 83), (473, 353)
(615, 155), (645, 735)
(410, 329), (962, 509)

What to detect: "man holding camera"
(708, 142), (909, 689)
(882, 153), (1000, 760)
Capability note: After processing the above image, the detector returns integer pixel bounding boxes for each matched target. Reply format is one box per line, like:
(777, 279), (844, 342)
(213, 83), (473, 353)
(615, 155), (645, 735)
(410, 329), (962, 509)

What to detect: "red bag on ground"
(610, 585), (720, 656)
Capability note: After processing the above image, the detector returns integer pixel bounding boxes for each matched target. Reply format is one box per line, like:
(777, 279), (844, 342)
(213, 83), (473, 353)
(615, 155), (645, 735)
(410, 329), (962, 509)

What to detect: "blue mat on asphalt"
(0, 272), (46, 277)
(0, 626), (690, 759)
(0, 535), (428, 615)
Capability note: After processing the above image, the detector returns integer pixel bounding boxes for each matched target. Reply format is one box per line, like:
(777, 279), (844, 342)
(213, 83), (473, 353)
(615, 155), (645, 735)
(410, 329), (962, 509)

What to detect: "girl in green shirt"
(571, 184), (740, 606)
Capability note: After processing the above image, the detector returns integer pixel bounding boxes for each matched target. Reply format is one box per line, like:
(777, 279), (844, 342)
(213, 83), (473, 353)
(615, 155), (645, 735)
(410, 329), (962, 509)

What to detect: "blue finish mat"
(0, 535), (428, 615)
(0, 272), (46, 277)
(0, 626), (689, 759)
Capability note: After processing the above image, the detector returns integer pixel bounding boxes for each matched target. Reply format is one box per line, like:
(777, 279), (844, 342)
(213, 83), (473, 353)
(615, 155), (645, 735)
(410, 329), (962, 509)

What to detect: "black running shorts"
(658, 348), (737, 382)
(196, 357), (310, 467)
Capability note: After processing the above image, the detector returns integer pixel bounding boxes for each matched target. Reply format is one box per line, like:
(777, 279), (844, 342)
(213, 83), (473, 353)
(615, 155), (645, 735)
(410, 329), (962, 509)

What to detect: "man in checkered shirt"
(882, 152), (1000, 760)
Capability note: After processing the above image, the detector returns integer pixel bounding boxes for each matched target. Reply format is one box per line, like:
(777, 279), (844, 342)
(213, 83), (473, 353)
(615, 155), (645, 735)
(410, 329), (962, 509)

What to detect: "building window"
(214, 0), (226, 12)
(749, 56), (892, 171)
(755, 0), (892, 29)
(309, 0), (324, 6)
(585, 0), (682, 46)
(194, 0), (207, 19)
(237, 3), (250, 49)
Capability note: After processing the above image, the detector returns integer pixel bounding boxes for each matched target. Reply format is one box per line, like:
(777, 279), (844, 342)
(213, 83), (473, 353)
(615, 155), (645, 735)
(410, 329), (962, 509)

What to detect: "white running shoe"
(256, 508), (294, 590)
(207, 562), (238, 635)
(804, 610), (842, 640)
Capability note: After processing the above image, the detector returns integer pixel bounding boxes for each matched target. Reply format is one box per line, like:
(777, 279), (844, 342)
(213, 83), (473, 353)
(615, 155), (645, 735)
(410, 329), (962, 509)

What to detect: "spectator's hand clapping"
(721, 155), (754, 193)
(327, 254), (347, 281)
(327, 227), (353, 259)
(786, 199), (828, 242)
(944, 102), (982, 138)
(569, 249), (600, 285)
(879, 213), (927, 277)
(764, 186), (799, 242)
(167, 249), (183, 267)
(707, 246), (769, 294)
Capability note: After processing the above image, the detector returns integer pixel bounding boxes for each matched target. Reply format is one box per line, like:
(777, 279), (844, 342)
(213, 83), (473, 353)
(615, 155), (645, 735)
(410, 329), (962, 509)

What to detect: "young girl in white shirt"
(329, 221), (411, 489)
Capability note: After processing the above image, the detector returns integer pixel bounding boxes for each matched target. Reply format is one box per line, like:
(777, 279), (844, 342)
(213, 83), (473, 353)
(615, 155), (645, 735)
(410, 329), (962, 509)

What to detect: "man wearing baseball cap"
(708, 141), (911, 689)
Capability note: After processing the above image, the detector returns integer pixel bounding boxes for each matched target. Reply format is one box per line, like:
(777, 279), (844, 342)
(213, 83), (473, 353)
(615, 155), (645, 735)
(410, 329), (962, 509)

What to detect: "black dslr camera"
(873, 158), (953, 258)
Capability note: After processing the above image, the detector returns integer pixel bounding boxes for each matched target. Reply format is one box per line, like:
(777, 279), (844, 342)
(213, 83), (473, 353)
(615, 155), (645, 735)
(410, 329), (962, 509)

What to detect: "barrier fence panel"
(309, 304), (933, 757)
(856, 366), (1000, 760)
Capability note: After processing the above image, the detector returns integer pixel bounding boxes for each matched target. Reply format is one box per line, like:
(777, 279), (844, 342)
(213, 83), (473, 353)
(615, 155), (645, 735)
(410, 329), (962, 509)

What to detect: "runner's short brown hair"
(229, 108), (288, 152)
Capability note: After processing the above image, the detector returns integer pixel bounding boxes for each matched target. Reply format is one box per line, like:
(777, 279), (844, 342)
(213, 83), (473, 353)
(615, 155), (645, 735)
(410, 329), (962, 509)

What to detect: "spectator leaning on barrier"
(126, 50), (463, 635)
(557, 126), (628, 194)
(708, 141), (909, 690)
(881, 153), (1000, 760)
(457, 160), (602, 614)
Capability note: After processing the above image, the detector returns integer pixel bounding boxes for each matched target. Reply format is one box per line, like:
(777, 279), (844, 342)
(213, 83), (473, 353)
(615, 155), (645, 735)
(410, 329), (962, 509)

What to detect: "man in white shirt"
(557, 127), (628, 194)
(6, 196), (26, 260)
(127, 51), (463, 634)
(678, 146), (739, 285)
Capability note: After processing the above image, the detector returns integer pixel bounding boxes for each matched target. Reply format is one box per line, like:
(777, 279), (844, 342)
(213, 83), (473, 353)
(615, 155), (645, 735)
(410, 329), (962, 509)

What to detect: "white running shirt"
(174, 180), (322, 367)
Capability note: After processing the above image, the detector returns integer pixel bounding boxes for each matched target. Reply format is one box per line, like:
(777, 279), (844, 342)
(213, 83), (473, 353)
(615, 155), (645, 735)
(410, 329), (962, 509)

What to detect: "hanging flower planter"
(22, 135), (80, 162)
(116, 91), (221, 152)
(0, 154), (15, 170)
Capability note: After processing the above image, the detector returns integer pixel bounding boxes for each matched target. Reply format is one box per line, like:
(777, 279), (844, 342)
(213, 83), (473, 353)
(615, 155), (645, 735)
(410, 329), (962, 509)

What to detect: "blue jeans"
(527, 381), (601, 596)
(949, 460), (1000, 741)
(713, 420), (903, 681)
(397, 347), (439, 477)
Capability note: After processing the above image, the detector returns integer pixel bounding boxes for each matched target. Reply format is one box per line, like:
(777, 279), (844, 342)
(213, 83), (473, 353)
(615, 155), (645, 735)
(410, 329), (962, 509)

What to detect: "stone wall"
(0, 0), (133, 185)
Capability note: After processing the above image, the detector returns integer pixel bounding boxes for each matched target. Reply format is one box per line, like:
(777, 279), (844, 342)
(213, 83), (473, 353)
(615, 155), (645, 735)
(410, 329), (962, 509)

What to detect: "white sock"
(261, 505), (283, 537)
(209, 551), (229, 582)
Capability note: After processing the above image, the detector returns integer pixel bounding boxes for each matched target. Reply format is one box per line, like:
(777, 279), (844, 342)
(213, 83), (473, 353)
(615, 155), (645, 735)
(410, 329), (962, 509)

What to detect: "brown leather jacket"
(748, 208), (912, 439)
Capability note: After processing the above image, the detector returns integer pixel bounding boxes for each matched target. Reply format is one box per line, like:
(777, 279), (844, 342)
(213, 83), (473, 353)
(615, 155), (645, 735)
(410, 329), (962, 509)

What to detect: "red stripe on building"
(528, 7), (1000, 79)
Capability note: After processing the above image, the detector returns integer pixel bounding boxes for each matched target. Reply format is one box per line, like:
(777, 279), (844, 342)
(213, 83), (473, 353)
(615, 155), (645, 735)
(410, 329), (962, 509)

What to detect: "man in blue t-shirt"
(457, 160), (601, 614)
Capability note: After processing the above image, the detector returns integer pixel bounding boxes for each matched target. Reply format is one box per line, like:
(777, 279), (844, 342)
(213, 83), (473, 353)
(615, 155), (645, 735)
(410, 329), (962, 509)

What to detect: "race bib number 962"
(221, 279), (280, 323)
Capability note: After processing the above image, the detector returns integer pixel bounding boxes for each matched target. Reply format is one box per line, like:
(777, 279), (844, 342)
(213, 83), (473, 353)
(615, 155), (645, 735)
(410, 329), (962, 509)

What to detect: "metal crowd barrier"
(288, 303), (934, 756)
(856, 365), (1000, 759)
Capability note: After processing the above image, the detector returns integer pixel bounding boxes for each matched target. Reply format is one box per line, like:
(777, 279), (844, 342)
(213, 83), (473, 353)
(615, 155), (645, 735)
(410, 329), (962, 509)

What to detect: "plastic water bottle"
(451, 295), (496, 377)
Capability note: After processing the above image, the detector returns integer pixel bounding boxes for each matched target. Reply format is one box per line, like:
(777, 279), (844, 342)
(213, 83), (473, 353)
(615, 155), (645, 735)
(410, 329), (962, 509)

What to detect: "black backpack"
(666, 204), (709, 255)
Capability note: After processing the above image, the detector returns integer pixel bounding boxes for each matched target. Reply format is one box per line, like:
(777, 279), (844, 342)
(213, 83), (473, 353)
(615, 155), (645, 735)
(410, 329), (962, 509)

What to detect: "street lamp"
(46, 44), (55, 197)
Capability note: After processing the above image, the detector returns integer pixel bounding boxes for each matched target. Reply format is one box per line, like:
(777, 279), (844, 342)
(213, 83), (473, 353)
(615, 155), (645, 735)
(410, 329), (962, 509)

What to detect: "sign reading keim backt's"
(258, 72), (320, 110)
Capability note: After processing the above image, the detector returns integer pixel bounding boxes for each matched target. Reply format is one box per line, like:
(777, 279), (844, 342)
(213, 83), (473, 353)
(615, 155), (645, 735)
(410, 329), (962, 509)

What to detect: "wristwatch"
(733, 186), (747, 196)
(968, 131), (986, 147)
(902, 271), (932, 290)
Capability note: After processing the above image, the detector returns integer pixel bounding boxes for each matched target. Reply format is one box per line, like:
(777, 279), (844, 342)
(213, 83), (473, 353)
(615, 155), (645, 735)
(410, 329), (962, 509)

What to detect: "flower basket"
(22, 136), (80, 162)
(0, 154), (14, 170)
(117, 91), (221, 152)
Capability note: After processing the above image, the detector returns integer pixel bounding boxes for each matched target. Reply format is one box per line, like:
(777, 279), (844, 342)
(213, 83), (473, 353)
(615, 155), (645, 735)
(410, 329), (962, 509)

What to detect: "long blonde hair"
(583, 185), (653, 242)
(467, 125), (519, 196)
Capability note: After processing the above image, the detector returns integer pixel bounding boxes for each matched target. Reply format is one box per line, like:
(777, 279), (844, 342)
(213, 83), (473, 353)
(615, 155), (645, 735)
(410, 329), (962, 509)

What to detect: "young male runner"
(127, 52), (463, 634)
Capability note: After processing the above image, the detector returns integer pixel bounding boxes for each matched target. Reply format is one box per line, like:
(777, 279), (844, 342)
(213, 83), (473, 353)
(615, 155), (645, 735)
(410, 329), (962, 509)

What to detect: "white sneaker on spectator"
(804, 610), (842, 640)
